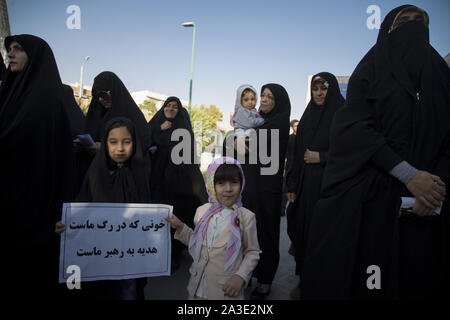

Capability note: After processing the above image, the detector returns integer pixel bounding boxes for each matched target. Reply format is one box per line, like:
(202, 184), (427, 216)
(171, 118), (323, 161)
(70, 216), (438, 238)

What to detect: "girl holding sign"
(165, 157), (261, 300)
(56, 116), (152, 299)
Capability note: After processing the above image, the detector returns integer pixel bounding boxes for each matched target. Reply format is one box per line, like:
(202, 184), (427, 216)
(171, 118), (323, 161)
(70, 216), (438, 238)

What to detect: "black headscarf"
(249, 83), (291, 189)
(148, 96), (194, 150)
(301, 6), (449, 299)
(0, 34), (75, 247)
(62, 84), (85, 138)
(77, 117), (151, 203)
(84, 71), (151, 151)
(148, 97), (207, 227)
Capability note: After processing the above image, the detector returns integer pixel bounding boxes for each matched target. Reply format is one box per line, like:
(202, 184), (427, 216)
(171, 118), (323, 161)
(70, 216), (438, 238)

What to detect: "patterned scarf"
(188, 157), (245, 272)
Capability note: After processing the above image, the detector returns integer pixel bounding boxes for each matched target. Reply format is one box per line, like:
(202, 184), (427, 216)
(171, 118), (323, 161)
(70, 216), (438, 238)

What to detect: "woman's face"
(107, 126), (133, 164)
(164, 101), (179, 119)
(97, 90), (113, 109)
(311, 82), (328, 106)
(7, 40), (28, 73)
(260, 88), (275, 114)
(392, 8), (427, 31)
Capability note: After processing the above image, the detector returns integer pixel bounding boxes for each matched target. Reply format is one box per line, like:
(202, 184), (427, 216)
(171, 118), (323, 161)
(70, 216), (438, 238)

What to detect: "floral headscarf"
(188, 157), (245, 271)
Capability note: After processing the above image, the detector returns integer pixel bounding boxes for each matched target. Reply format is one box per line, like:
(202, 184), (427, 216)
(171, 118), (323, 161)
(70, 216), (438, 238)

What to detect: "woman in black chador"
(225, 84), (291, 299)
(148, 97), (207, 268)
(0, 34), (75, 298)
(301, 5), (449, 299)
(285, 72), (344, 296)
(84, 71), (151, 151)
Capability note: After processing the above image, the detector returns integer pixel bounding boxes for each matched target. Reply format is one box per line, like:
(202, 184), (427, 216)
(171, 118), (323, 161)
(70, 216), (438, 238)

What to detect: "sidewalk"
(144, 215), (298, 300)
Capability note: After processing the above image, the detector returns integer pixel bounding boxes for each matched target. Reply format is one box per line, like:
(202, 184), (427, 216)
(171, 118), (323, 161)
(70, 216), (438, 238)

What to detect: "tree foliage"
(187, 104), (223, 149)
(139, 97), (158, 120)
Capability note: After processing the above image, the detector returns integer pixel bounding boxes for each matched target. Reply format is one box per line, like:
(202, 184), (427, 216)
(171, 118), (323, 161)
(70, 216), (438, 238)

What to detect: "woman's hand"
(234, 137), (250, 155)
(304, 149), (320, 164)
(55, 221), (66, 235)
(160, 121), (172, 131)
(73, 138), (83, 153)
(223, 274), (245, 297)
(287, 192), (296, 203)
(85, 142), (101, 156)
(164, 214), (184, 232)
(406, 171), (446, 210)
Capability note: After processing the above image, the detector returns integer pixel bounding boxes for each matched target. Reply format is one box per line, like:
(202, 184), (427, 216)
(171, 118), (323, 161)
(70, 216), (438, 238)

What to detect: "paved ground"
(144, 215), (298, 300)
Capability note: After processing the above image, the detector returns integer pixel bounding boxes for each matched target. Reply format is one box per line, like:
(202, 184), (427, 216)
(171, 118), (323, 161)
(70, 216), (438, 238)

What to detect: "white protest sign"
(59, 203), (172, 283)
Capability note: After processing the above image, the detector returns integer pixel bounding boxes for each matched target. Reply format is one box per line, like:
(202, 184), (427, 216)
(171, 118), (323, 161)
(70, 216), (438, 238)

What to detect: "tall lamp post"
(182, 22), (196, 116)
(79, 55), (90, 104)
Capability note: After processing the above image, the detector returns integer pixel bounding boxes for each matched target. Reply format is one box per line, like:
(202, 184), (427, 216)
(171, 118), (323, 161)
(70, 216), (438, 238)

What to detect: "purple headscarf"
(188, 157), (245, 271)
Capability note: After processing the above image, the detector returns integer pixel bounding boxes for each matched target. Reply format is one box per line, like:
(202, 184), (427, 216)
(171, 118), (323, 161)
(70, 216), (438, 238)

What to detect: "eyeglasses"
(94, 90), (112, 100)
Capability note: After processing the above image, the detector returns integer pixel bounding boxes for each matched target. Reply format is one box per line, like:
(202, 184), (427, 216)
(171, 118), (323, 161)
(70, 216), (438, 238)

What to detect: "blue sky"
(6, 0), (450, 128)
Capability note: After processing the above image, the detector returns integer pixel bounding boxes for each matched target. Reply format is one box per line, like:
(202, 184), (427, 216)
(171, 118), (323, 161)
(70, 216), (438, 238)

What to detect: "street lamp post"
(182, 22), (196, 116)
(79, 55), (90, 104)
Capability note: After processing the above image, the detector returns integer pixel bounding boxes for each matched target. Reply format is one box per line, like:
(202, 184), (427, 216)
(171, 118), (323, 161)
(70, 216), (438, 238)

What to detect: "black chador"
(286, 72), (344, 276)
(237, 84), (291, 289)
(78, 117), (151, 203)
(62, 84), (85, 138)
(0, 34), (75, 297)
(148, 97), (207, 265)
(75, 117), (151, 299)
(79, 71), (151, 195)
(301, 6), (449, 299)
(84, 71), (151, 151)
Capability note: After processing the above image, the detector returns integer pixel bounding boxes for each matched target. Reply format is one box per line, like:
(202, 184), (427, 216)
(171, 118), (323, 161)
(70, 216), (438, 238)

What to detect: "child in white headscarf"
(231, 85), (264, 138)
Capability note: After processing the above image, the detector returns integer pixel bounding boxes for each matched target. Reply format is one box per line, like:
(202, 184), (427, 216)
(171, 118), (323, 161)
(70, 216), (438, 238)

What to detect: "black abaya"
(286, 72), (344, 275)
(301, 6), (449, 299)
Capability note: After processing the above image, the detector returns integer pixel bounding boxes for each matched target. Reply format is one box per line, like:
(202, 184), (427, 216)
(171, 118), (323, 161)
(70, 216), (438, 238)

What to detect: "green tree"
(139, 97), (158, 119)
(188, 104), (223, 150)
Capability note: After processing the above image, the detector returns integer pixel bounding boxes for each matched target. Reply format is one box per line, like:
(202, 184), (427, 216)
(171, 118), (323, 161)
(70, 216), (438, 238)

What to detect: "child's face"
(241, 90), (257, 110)
(214, 178), (241, 208)
(107, 126), (133, 164)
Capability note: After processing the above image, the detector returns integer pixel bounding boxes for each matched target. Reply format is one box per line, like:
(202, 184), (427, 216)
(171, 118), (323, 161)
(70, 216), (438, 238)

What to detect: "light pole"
(182, 22), (196, 116)
(79, 55), (90, 104)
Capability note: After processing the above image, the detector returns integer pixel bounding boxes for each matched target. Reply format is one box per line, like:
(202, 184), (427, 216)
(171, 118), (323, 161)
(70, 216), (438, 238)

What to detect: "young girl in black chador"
(56, 116), (152, 299)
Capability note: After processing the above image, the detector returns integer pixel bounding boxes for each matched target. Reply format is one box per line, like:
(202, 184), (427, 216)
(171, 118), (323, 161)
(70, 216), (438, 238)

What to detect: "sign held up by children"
(59, 203), (173, 283)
